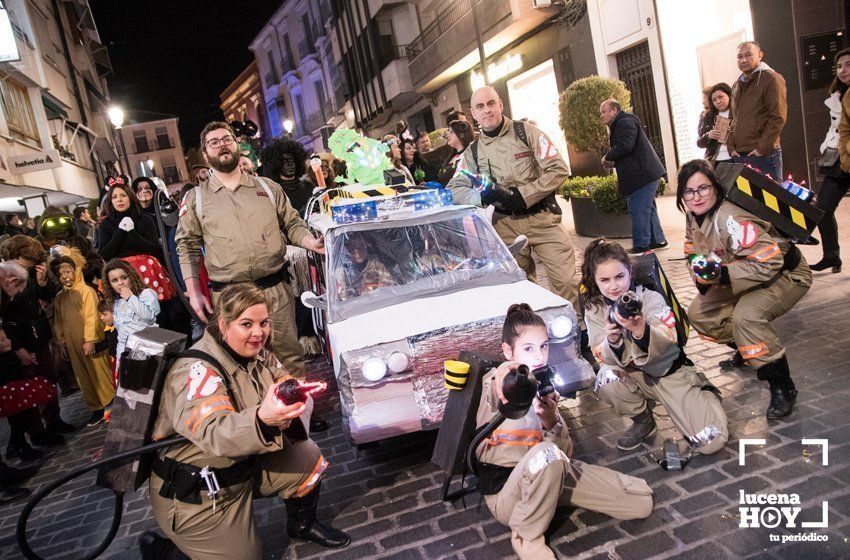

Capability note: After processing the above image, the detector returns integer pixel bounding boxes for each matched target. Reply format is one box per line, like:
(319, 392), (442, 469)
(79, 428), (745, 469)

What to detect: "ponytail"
(502, 303), (546, 348)
(580, 238), (631, 312)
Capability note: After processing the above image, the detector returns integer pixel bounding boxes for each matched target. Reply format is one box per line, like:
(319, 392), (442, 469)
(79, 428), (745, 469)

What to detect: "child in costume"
(475, 304), (653, 560)
(50, 250), (114, 426)
(581, 238), (728, 453)
(102, 259), (160, 366)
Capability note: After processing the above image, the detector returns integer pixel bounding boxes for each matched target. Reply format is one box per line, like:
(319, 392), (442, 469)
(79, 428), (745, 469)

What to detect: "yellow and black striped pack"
(630, 252), (691, 347)
(714, 162), (824, 242)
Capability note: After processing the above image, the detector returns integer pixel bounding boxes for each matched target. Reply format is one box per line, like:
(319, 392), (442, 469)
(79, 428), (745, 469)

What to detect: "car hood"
(328, 280), (569, 372)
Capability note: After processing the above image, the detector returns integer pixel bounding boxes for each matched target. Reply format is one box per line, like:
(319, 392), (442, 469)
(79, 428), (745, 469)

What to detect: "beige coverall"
(586, 289), (728, 455)
(476, 369), (653, 560)
(685, 201), (811, 367)
(176, 171), (312, 377)
(447, 117), (581, 317)
(149, 332), (327, 560)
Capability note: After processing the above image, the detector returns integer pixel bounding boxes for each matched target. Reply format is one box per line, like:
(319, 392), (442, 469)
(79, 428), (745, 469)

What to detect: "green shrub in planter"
(559, 77), (631, 156)
(561, 176), (667, 216)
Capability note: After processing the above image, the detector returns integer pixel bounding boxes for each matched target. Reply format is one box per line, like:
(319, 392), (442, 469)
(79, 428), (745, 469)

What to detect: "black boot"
(29, 430), (65, 448)
(0, 461), (38, 484)
(138, 531), (189, 560)
(285, 483), (351, 548)
(810, 256), (842, 273)
(757, 356), (797, 419)
(719, 343), (746, 369)
(617, 408), (657, 450)
(309, 413), (329, 433)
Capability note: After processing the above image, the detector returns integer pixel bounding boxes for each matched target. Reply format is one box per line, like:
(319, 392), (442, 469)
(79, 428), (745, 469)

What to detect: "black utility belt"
(498, 192), (560, 218)
(209, 263), (291, 293)
(153, 456), (254, 505)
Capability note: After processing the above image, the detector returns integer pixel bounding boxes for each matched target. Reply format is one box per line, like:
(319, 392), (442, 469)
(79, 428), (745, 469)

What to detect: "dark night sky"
(89, 0), (282, 149)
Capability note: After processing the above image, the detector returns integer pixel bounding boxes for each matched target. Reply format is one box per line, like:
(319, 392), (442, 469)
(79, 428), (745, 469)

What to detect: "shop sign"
(0, 8), (20, 63)
(9, 149), (62, 174)
(471, 54), (523, 90)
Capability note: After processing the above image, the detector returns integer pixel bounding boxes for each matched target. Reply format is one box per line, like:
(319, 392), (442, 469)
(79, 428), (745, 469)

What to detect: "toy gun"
(688, 253), (722, 283)
(275, 378), (327, 405)
(458, 169), (494, 193)
(609, 291), (643, 324)
(532, 365), (562, 399)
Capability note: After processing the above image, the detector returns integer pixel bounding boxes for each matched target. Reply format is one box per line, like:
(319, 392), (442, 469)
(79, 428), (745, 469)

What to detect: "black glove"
(482, 184), (527, 213)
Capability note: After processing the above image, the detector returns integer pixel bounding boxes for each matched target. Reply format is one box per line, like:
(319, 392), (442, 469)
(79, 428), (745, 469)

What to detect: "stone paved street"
(2, 196), (850, 559)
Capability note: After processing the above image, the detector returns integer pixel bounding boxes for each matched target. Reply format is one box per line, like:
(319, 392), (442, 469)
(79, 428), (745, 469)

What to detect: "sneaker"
(650, 241), (669, 250)
(86, 410), (105, 427)
(617, 409), (657, 450)
(627, 246), (651, 255)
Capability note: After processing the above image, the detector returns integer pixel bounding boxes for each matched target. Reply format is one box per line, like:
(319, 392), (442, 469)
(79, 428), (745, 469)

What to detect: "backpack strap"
(513, 120), (530, 148)
(254, 176), (278, 208)
(194, 184), (203, 223)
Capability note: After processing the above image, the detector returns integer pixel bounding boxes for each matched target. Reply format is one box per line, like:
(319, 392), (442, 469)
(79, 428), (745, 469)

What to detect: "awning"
(42, 96), (69, 119)
(92, 137), (118, 162)
(0, 181), (90, 213)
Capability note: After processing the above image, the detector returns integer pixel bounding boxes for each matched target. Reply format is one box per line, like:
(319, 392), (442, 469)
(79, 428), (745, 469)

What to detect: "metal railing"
(407, 0), (471, 61)
(306, 111), (329, 133)
(264, 70), (279, 87)
(298, 39), (316, 59)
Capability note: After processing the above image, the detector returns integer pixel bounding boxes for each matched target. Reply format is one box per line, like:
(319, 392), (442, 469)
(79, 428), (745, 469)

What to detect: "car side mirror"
(507, 235), (528, 257)
(300, 291), (327, 311)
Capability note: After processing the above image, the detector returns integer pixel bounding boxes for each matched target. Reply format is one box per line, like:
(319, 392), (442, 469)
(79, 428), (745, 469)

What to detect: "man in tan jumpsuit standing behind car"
(176, 121), (327, 429)
(448, 87), (582, 320)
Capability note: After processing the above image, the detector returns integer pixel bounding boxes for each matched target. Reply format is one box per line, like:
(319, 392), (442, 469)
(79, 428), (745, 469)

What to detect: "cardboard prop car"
(301, 189), (593, 444)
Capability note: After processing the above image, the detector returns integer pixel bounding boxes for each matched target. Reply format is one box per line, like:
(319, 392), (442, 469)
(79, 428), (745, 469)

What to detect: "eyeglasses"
(205, 135), (236, 149)
(682, 184), (714, 201)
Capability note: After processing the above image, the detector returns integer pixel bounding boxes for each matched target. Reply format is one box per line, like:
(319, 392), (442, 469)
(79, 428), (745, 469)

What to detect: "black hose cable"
(153, 190), (203, 327)
(16, 435), (186, 560)
(465, 412), (506, 477)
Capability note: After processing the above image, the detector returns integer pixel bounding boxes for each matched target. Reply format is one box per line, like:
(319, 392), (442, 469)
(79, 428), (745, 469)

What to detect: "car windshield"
(325, 208), (524, 322)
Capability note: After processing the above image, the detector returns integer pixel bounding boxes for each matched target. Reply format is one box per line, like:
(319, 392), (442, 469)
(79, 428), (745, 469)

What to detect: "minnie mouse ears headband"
(104, 175), (128, 191)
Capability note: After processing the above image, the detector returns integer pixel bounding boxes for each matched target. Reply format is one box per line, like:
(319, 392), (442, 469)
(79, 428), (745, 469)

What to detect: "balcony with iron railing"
(406, 0), (517, 90)
(298, 38), (316, 60)
(305, 110), (329, 133)
(319, 0), (333, 25)
(264, 69), (280, 87)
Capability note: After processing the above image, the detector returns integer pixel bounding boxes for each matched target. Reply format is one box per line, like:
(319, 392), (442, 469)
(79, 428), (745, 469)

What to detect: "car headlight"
(386, 351), (410, 373)
(548, 315), (573, 339)
(362, 357), (388, 382)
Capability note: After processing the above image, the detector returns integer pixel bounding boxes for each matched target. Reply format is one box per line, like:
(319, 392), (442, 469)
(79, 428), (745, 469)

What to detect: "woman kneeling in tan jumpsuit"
(679, 160), (811, 419)
(144, 284), (349, 559)
(475, 304), (653, 560)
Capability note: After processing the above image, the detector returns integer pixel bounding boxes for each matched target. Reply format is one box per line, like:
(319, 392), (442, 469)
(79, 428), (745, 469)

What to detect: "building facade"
(219, 60), (270, 143)
(250, 0), (343, 152)
(0, 0), (118, 214)
(329, 0), (422, 136)
(117, 117), (188, 191)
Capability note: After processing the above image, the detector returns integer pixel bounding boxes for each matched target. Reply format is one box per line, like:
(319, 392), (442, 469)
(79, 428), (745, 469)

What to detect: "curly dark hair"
(0, 234), (47, 263)
(102, 259), (147, 307)
(260, 138), (307, 180)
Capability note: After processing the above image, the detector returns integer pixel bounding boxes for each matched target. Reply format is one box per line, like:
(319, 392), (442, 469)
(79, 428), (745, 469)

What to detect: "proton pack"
(629, 252), (691, 348)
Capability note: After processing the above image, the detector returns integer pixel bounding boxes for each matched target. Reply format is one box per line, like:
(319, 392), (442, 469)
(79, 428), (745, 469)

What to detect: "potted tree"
(559, 77), (633, 237)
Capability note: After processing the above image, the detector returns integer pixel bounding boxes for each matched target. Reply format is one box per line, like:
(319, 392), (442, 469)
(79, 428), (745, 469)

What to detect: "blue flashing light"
(331, 200), (378, 224)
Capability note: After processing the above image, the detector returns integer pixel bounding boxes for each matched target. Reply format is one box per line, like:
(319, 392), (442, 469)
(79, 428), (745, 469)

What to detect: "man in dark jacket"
(600, 99), (667, 254)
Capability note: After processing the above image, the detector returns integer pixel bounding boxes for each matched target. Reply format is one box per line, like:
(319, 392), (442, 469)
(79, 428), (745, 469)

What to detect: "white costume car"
(303, 198), (592, 444)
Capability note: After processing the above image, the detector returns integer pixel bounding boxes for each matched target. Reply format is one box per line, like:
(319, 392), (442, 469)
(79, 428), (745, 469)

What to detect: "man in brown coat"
(728, 41), (787, 180)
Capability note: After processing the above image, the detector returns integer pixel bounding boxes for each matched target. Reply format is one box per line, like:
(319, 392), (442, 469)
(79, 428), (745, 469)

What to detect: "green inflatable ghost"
(328, 129), (392, 186)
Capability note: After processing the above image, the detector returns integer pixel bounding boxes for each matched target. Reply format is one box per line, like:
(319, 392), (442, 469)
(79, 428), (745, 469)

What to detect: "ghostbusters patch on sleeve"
(538, 134), (558, 159)
(186, 361), (223, 400)
(726, 216), (758, 251)
(654, 306), (676, 329)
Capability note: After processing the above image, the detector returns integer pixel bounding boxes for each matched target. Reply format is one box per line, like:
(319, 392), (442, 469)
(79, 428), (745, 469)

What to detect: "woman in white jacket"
(813, 48), (850, 273)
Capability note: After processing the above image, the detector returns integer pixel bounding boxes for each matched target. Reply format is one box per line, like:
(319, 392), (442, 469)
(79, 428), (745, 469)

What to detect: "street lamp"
(107, 104), (131, 177)
(283, 119), (294, 137)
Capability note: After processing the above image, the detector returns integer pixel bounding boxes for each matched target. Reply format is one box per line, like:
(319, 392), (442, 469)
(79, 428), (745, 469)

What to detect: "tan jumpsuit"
(476, 369), (653, 560)
(176, 171), (312, 377)
(447, 117), (581, 318)
(585, 289), (728, 455)
(685, 201), (811, 367)
(149, 331), (327, 560)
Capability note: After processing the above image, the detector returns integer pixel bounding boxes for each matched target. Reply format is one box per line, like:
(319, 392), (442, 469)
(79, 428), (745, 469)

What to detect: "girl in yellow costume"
(49, 248), (114, 426)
